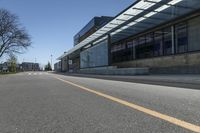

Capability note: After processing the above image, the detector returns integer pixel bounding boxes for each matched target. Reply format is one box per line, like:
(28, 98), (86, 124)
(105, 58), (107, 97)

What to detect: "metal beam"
(113, 32), (132, 36)
(104, 26), (114, 29)
(110, 22), (149, 30)
(99, 30), (108, 32)
(132, 7), (177, 16)
(124, 13), (167, 21)
(94, 33), (104, 35)
(116, 19), (127, 22)
(123, 27), (144, 31)
(116, 18), (157, 25)
(145, 0), (195, 10)
(109, 23), (120, 26)
(91, 34), (100, 37)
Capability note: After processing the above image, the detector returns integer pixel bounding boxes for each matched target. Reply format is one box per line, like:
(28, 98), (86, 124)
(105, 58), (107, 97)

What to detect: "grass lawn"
(0, 72), (17, 75)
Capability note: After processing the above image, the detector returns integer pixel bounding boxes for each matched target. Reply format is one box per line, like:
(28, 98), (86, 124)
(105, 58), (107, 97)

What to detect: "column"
(107, 34), (112, 66)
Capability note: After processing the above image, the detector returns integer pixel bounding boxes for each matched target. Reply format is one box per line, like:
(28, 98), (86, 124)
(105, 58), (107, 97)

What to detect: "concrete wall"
(113, 52), (200, 68)
(79, 67), (149, 75)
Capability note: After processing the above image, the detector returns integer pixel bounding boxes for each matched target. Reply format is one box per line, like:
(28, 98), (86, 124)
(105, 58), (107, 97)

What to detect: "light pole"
(34, 58), (37, 71)
(50, 54), (53, 71)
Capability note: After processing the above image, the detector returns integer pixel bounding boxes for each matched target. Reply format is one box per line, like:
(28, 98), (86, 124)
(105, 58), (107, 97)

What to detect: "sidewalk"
(55, 72), (200, 90)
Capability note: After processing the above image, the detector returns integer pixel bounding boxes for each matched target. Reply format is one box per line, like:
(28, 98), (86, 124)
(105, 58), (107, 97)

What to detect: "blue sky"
(0, 0), (134, 66)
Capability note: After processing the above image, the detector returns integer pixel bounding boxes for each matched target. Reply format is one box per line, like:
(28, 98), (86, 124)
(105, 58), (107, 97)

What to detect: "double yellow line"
(55, 77), (200, 133)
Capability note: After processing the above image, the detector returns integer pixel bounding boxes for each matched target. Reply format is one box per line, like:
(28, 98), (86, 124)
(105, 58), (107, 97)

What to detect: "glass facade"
(80, 40), (108, 68)
(111, 15), (200, 64)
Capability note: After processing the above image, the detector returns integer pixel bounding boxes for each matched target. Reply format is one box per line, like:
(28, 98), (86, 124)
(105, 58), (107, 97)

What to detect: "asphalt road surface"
(0, 72), (200, 133)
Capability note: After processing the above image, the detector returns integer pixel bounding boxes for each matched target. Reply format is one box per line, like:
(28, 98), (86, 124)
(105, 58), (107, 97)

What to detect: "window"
(111, 20), (191, 63)
(136, 36), (146, 59)
(111, 43), (127, 63)
(154, 30), (163, 56)
(132, 39), (138, 59)
(188, 16), (200, 51)
(163, 27), (172, 55)
(111, 44), (119, 63)
(136, 33), (156, 59)
(126, 41), (133, 61)
(111, 41), (134, 63)
(175, 23), (188, 53)
(146, 33), (154, 58)
(121, 43), (127, 61)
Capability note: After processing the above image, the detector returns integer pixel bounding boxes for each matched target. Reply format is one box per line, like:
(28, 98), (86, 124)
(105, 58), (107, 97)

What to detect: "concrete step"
(79, 67), (149, 75)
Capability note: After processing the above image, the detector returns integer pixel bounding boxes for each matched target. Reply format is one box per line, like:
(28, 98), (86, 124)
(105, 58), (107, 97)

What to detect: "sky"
(0, 0), (134, 66)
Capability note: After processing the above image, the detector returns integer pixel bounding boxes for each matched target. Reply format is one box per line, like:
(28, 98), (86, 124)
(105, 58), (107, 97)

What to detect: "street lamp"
(34, 58), (37, 71)
(51, 54), (53, 71)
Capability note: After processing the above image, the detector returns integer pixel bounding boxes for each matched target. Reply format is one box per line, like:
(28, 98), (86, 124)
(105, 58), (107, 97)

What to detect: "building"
(0, 62), (21, 72)
(0, 62), (40, 72)
(54, 61), (61, 72)
(57, 0), (200, 74)
(1, 62), (11, 72)
(74, 16), (114, 46)
(0, 63), (3, 72)
(21, 62), (40, 71)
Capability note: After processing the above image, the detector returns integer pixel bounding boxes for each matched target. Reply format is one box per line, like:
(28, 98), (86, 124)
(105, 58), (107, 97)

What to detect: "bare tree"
(0, 9), (31, 58)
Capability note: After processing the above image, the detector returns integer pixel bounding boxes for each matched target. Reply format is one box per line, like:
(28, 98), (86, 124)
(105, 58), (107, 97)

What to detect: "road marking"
(55, 76), (200, 133)
(27, 72), (44, 76)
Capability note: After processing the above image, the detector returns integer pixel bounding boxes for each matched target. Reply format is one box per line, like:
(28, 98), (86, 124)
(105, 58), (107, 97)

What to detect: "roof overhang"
(59, 0), (200, 58)
(57, 52), (68, 60)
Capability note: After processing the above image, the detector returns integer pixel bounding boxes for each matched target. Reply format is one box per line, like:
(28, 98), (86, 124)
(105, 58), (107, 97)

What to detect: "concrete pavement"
(0, 72), (199, 133)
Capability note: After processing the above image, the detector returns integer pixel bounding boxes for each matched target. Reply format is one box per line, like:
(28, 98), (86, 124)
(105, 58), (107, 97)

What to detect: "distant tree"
(0, 9), (31, 58)
(45, 62), (52, 71)
(7, 54), (17, 72)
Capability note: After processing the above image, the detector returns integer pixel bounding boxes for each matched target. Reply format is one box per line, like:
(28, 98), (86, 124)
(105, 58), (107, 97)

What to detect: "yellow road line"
(55, 76), (200, 133)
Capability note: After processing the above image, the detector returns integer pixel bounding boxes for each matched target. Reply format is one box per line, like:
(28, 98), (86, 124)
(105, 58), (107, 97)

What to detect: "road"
(0, 72), (199, 133)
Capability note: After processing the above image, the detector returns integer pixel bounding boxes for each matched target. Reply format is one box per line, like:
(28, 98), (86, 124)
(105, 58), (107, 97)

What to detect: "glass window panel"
(154, 30), (163, 56)
(139, 36), (146, 45)
(188, 16), (200, 51)
(175, 23), (188, 53)
(163, 27), (172, 55)
(80, 40), (108, 68)
(132, 39), (138, 59)
(136, 36), (145, 59)
(127, 41), (133, 48)
(145, 33), (154, 57)
(126, 41), (133, 61)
